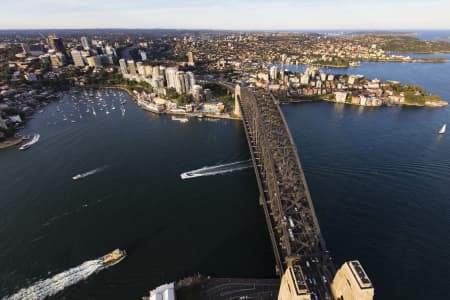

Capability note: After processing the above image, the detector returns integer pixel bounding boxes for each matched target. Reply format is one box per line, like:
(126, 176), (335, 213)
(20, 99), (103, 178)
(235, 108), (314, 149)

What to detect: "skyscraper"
(187, 51), (194, 66)
(81, 36), (90, 50)
(175, 71), (187, 94)
(71, 50), (85, 67)
(185, 71), (195, 93)
(86, 56), (102, 68)
(119, 59), (128, 75)
(48, 35), (66, 55)
(269, 66), (278, 81)
(165, 67), (178, 89)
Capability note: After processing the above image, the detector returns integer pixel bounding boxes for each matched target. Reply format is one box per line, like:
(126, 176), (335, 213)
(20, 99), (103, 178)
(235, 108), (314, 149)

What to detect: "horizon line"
(1, 28), (450, 32)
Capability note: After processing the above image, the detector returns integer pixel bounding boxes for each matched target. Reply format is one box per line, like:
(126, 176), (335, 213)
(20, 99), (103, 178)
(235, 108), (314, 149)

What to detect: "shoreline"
(285, 96), (448, 108)
(96, 85), (242, 121)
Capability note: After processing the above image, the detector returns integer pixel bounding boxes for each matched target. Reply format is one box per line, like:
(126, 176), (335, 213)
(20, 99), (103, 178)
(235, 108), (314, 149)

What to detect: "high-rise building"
(175, 71), (186, 94)
(269, 66), (278, 81)
(71, 50), (85, 67)
(119, 59), (128, 75)
(139, 50), (147, 61)
(81, 36), (90, 50)
(185, 71), (195, 93)
(152, 66), (161, 78)
(50, 53), (65, 67)
(127, 60), (137, 76)
(105, 45), (117, 58)
(100, 54), (114, 65)
(192, 85), (203, 102)
(187, 51), (194, 66)
(86, 56), (102, 68)
(165, 67), (178, 89)
(48, 35), (66, 54)
(21, 43), (30, 55)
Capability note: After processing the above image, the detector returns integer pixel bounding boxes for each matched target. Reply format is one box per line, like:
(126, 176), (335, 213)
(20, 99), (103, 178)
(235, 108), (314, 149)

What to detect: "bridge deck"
(237, 86), (336, 300)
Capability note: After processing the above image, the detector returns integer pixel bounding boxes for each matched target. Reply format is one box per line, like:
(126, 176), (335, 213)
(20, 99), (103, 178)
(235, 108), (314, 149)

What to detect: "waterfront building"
(202, 102), (225, 114)
(334, 91), (348, 103)
(192, 84), (203, 102)
(300, 73), (310, 85)
(81, 36), (90, 50)
(71, 50), (85, 67)
(127, 60), (137, 76)
(119, 59), (128, 75)
(175, 71), (187, 94)
(186, 71), (195, 93)
(165, 67), (178, 89)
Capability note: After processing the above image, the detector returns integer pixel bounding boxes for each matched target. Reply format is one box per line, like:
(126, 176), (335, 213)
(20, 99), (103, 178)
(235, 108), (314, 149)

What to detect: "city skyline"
(1, 0), (450, 30)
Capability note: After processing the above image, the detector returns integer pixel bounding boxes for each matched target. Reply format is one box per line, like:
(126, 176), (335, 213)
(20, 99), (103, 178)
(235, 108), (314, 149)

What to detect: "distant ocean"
(295, 30), (450, 41)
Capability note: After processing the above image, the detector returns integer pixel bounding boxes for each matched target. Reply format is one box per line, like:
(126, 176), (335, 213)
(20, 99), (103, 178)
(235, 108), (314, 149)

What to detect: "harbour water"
(1, 58), (449, 300)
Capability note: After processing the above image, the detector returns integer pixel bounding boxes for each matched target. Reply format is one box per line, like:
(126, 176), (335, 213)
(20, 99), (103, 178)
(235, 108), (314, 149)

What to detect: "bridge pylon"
(234, 84), (242, 118)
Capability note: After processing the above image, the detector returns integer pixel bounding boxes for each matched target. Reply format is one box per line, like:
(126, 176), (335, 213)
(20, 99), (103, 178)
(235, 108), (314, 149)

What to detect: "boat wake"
(72, 166), (108, 180)
(180, 160), (252, 179)
(3, 259), (104, 300)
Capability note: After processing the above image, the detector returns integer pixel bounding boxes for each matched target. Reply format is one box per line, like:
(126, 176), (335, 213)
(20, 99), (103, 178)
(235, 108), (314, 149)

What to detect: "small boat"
(19, 134), (40, 151)
(100, 249), (126, 267)
(438, 124), (446, 134)
(180, 172), (195, 179)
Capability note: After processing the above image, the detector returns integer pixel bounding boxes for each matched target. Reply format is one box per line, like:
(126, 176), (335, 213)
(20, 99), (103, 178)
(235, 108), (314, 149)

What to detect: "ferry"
(171, 116), (189, 123)
(19, 134), (40, 151)
(100, 249), (126, 267)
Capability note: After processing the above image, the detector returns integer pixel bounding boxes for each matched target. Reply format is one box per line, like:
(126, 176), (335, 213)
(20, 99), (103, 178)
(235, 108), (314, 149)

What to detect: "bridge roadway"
(206, 80), (336, 299)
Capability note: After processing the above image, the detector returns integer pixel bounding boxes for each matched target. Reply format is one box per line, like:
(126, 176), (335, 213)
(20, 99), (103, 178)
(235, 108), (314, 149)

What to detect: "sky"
(1, 0), (450, 30)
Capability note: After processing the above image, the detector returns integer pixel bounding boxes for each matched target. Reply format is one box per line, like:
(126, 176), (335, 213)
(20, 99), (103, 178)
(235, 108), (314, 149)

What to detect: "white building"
(119, 59), (128, 75)
(269, 66), (278, 81)
(165, 67), (178, 89)
(136, 62), (146, 76)
(127, 60), (137, 76)
(80, 36), (90, 50)
(70, 49), (84, 67)
(334, 91), (348, 103)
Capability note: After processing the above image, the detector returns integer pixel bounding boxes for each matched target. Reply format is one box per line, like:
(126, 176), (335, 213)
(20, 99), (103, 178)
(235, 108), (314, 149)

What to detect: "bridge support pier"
(234, 85), (242, 118)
